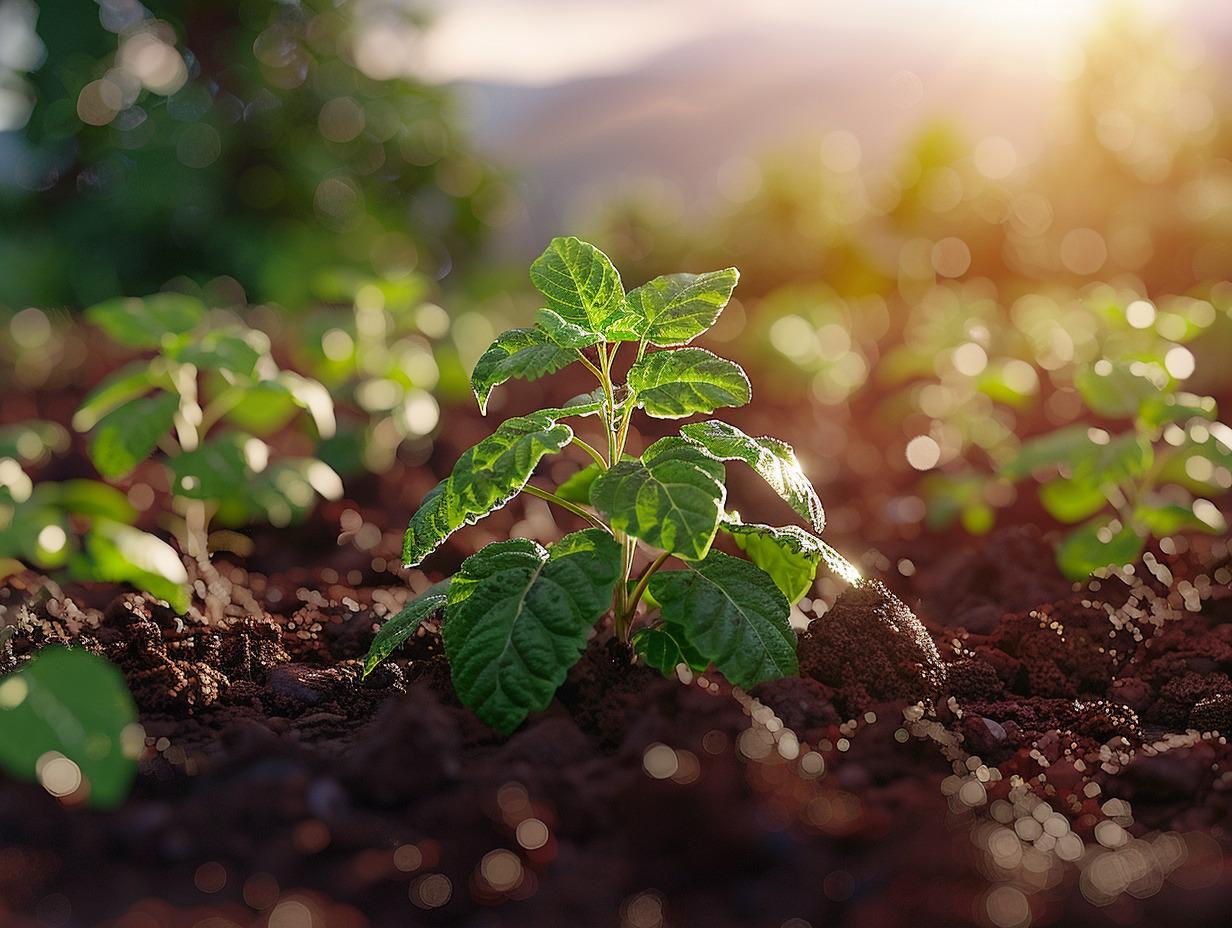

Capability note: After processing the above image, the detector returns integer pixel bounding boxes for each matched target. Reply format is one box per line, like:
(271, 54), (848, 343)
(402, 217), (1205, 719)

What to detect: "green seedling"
(1001, 361), (1229, 579)
(73, 293), (342, 619)
(364, 237), (858, 734)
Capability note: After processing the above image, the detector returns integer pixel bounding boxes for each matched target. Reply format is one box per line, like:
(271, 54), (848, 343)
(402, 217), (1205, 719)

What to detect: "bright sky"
(402, 0), (1167, 86)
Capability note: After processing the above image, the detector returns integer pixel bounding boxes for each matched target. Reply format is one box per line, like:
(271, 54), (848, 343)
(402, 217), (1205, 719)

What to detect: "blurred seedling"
(364, 236), (860, 734)
(72, 293), (342, 620)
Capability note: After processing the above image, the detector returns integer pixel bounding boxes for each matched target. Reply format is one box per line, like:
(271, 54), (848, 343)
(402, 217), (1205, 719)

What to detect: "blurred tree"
(0, 0), (499, 310)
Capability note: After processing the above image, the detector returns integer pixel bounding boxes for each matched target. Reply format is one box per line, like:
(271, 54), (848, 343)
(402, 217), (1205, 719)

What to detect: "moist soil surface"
(3, 394), (1232, 928)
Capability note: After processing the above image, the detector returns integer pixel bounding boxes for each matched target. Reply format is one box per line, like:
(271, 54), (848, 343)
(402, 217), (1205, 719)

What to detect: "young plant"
(72, 293), (343, 618)
(364, 237), (858, 734)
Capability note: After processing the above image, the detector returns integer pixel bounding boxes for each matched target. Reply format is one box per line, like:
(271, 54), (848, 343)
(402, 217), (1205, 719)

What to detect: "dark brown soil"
(3, 520), (1231, 928)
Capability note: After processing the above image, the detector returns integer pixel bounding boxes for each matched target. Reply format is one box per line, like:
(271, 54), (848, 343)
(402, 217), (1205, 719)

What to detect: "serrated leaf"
(681, 420), (825, 532)
(442, 529), (622, 734)
(648, 551), (796, 689)
(83, 519), (189, 612)
(623, 268), (739, 347)
(534, 308), (603, 349)
(633, 625), (709, 676)
(723, 519), (824, 603)
(589, 436), (725, 560)
(1055, 519), (1146, 581)
(363, 578), (451, 676)
(86, 293), (206, 349)
(1075, 363), (1161, 419)
(0, 645), (141, 809)
(529, 237), (630, 338)
(471, 327), (578, 414)
(73, 362), (157, 433)
(628, 348), (751, 419)
(87, 391), (180, 480)
(403, 411), (574, 567)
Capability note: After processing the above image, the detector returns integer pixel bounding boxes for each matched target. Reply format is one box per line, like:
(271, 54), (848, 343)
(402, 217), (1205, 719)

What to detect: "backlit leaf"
(648, 551), (796, 689)
(1076, 363), (1160, 419)
(83, 519), (189, 612)
(1055, 519), (1146, 581)
(471, 327), (577, 414)
(529, 237), (630, 338)
(628, 348), (751, 419)
(589, 436), (725, 560)
(723, 518), (824, 603)
(442, 530), (622, 734)
(681, 419), (825, 532)
(623, 268), (739, 347)
(403, 411), (574, 567)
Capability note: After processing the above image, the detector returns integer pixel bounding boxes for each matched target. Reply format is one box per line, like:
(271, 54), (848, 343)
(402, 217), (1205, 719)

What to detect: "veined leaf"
(0, 645), (141, 809)
(723, 518), (824, 603)
(628, 348), (751, 419)
(589, 436), (725, 560)
(681, 420), (825, 532)
(623, 268), (739, 347)
(362, 578), (451, 677)
(648, 551), (796, 689)
(535, 308), (604, 349)
(1055, 519), (1146, 581)
(87, 391), (179, 480)
(442, 530), (622, 734)
(471, 327), (577, 414)
(632, 625), (709, 676)
(403, 411), (574, 567)
(529, 237), (631, 339)
(86, 293), (206, 349)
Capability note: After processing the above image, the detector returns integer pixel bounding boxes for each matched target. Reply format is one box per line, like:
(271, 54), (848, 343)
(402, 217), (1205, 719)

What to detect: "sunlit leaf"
(1039, 477), (1108, 524)
(529, 237), (631, 338)
(83, 519), (189, 612)
(648, 551), (796, 689)
(168, 325), (268, 379)
(1055, 519), (1145, 581)
(403, 411), (574, 567)
(442, 530), (622, 734)
(681, 419), (825, 532)
(589, 436), (725, 560)
(87, 392), (179, 480)
(723, 518), (824, 603)
(628, 348), (751, 419)
(73, 363), (158, 433)
(471, 326), (577, 414)
(362, 578), (451, 677)
(623, 268), (739, 347)
(86, 293), (206, 349)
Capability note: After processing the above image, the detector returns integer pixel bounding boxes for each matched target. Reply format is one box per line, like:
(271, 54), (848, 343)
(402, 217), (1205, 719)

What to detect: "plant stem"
(619, 548), (673, 640)
(572, 437), (607, 469)
(521, 485), (611, 533)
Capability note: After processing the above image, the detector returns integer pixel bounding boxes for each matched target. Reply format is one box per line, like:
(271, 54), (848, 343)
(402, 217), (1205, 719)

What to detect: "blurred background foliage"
(0, 0), (1230, 586)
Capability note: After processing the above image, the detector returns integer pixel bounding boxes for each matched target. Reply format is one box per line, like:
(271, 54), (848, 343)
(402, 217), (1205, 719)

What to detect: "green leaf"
(628, 348), (751, 419)
(1075, 363), (1160, 419)
(167, 325), (268, 379)
(170, 433), (254, 501)
(0, 645), (141, 809)
(51, 480), (136, 523)
(216, 458), (344, 528)
(362, 578), (451, 677)
(722, 519), (824, 603)
(403, 411), (575, 567)
(471, 327), (577, 414)
(623, 268), (739, 347)
(73, 362), (157, 433)
(589, 436), (726, 560)
(534, 308), (604, 349)
(442, 529), (622, 734)
(648, 551), (796, 689)
(82, 519), (189, 612)
(529, 237), (630, 338)
(1008, 428), (1152, 488)
(681, 420), (825, 532)
(1039, 477), (1108, 524)
(86, 293), (206, 349)
(87, 391), (180, 480)
(1134, 502), (1212, 537)
(557, 463), (603, 504)
(1138, 392), (1218, 430)
(1003, 425), (1094, 480)
(632, 625), (709, 676)
(1055, 519), (1146, 581)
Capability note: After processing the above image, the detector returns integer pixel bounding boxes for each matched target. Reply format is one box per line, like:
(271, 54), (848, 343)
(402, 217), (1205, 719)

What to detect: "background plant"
(364, 237), (858, 734)
(71, 292), (342, 618)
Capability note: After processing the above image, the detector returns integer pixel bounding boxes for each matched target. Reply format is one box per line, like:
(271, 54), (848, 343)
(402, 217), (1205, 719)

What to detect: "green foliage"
(366, 237), (858, 734)
(71, 293), (342, 612)
(0, 646), (142, 809)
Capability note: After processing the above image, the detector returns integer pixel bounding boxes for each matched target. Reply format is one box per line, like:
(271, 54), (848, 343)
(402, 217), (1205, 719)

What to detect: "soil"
(3, 390), (1232, 928)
